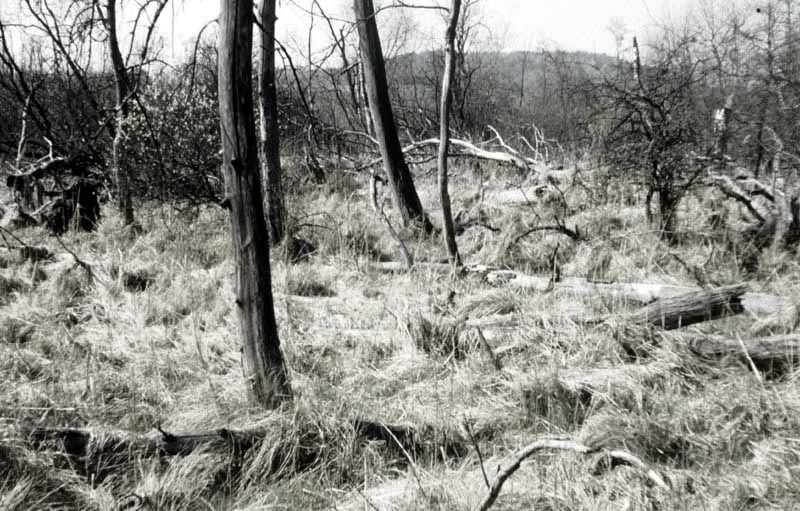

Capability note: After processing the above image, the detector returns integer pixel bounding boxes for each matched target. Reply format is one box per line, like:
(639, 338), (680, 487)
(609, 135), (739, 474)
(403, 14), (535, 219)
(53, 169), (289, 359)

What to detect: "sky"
(159, 0), (691, 61)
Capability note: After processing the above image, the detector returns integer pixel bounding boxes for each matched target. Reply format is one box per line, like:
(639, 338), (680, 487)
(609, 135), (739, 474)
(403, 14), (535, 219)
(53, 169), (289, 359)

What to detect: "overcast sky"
(158, 0), (691, 60)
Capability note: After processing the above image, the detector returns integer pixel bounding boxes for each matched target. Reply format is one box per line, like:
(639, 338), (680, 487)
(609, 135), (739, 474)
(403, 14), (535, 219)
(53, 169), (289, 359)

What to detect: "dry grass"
(2, 160), (800, 510)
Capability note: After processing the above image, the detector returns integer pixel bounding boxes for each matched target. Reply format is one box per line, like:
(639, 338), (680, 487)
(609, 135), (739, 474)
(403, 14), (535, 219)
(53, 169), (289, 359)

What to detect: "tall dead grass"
(1, 161), (799, 510)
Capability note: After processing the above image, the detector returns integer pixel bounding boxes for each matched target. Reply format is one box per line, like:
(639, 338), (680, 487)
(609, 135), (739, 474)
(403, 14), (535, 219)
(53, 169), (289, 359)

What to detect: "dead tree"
(218, 0), (290, 407)
(9, 0), (168, 226)
(98, 0), (134, 225)
(353, 0), (433, 233)
(5, 156), (102, 233)
(257, 0), (286, 245)
(437, 0), (462, 267)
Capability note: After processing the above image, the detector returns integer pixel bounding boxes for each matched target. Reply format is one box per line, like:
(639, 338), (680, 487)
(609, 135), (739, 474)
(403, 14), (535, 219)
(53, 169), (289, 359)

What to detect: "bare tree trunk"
(102, 0), (134, 225)
(353, 0), (433, 233)
(438, 0), (462, 267)
(218, 0), (290, 408)
(257, 0), (285, 245)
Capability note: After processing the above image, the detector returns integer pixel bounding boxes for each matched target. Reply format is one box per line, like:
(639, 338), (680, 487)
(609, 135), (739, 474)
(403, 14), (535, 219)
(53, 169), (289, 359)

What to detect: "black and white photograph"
(1, 0), (799, 509)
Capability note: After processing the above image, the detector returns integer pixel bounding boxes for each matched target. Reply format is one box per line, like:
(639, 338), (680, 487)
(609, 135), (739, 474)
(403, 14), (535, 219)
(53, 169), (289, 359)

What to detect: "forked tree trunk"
(102, 0), (134, 225)
(438, 0), (462, 266)
(257, 0), (286, 245)
(353, 0), (433, 233)
(218, 0), (290, 408)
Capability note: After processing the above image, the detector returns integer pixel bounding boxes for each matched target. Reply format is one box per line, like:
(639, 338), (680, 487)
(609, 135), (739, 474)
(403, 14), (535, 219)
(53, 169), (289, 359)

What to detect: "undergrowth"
(1, 160), (799, 510)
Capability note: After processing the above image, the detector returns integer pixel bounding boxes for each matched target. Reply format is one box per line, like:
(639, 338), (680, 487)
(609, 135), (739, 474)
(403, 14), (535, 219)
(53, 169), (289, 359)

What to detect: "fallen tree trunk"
(20, 425), (252, 457)
(368, 262), (786, 317)
(675, 332), (800, 363)
(613, 283), (747, 330)
(357, 136), (537, 172)
(16, 417), (465, 463)
(415, 137), (532, 170)
(490, 271), (782, 317)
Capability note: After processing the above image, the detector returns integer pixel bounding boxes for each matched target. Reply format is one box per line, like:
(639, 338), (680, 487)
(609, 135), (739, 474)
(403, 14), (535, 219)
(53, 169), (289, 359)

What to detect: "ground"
(1, 159), (799, 510)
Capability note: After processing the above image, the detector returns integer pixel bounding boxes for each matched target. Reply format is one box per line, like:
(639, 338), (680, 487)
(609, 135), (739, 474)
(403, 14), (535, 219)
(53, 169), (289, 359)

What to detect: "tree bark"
(218, 0), (290, 408)
(353, 0), (432, 232)
(257, 0), (286, 245)
(680, 332), (800, 363)
(101, 0), (134, 225)
(437, 0), (462, 267)
(615, 283), (747, 330)
(480, 269), (784, 317)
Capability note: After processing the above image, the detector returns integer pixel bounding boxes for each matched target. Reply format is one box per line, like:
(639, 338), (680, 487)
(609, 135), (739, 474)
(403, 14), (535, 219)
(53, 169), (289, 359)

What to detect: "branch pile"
(4, 155), (103, 233)
(709, 171), (800, 269)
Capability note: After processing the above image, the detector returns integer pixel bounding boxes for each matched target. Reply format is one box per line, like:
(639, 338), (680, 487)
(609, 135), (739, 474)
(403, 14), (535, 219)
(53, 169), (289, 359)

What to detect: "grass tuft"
(406, 313), (474, 360)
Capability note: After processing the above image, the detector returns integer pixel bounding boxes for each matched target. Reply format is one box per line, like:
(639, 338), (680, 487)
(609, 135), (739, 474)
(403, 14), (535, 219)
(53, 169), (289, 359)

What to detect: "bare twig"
(475, 326), (502, 371)
(53, 234), (92, 277)
(735, 333), (763, 383)
(369, 171), (413, 270)
(379, 423), (427, 499)
(513, 224), (579, 244)
(478, 438), (669, 511)
(462, 418), (490, 488)
(478, 439), (591, 511)
(604, 450), (670, 490)
(485, 125), (520, 156)
(0, 225), (29, 248)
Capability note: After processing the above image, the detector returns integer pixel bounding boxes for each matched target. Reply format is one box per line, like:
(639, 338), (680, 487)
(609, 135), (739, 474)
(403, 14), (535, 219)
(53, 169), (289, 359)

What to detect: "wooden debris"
(676, 332), (800, 364)
(477, 438), (668, 511)
(615, 283), (747, 330)
(368, 263), (785, 316)
(15, 417), (465, 465)
(5, 155), (103, 233)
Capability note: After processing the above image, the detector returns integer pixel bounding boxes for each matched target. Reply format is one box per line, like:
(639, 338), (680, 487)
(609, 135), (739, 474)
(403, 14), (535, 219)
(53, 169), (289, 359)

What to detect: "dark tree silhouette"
(354, 0), (433, 232)
(257, 0), (286, 245)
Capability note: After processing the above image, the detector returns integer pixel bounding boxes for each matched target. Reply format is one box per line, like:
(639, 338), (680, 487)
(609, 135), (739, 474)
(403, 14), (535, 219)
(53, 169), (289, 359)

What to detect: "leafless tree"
(257, 0), (286, 244)
(438, 0), (462, 267)
(97, 0), (169, 225)
(599, 32), (709, 241)
(218, 0), (291, 407)
(4, 0), (169, 226)
(353, 0), (433, 232)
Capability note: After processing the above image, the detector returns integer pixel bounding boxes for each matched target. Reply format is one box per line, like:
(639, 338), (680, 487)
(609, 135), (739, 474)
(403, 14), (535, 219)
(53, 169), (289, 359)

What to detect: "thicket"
(1, 1), (799, 234)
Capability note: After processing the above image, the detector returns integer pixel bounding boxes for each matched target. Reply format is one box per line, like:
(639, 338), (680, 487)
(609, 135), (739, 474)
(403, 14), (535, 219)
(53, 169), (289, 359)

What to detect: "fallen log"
(614, 283), (747, 330)
(489, 271), (782, 317)
(355, 136), (538, 173)
(676, 332), (800, 363)
(367, 262), (785, 317)
(20, 425), (248, 457)
(368, 261), (455, 273)
(16, 417), (465, 464)
(408, 137), (533, 170)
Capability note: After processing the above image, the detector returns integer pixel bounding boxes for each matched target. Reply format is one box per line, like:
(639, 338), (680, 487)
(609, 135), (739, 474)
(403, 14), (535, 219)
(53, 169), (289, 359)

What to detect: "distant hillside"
(386, 49), (618, 85)
(376, 49), (618, 142)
